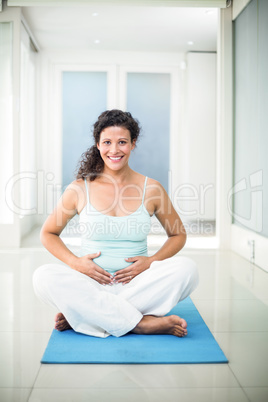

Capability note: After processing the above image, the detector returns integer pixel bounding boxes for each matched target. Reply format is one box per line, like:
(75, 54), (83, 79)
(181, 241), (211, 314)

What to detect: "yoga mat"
(41, 298), (228, 364)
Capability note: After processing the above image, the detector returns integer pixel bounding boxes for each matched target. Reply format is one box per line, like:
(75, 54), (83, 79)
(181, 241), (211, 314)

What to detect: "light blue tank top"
(79, 176), (151, 274)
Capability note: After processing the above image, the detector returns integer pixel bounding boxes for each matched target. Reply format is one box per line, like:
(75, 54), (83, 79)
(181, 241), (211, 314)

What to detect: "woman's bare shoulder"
(66, 178), (86, 193)
(61, 179), (87, 211)
(146, 177), (159, 185)
(70, 178), (84, 186)
(146, 177), (165, 193)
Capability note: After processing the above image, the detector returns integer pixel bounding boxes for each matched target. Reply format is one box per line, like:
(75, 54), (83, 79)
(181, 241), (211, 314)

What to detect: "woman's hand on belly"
(113, 255), (153, 285)
(72, 252), (113, 285)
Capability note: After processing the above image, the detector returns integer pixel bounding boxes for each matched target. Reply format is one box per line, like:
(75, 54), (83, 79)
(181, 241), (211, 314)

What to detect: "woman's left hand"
(113, 256), (153, 285)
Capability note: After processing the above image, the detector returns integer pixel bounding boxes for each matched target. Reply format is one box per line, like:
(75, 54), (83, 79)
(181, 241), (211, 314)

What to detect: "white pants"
(33, 256), (199, 338)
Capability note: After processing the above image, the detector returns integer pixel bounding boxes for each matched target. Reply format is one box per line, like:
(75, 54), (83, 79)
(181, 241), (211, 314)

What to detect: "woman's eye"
(104, 141), (110, 145)
(119, 141), (126, 145)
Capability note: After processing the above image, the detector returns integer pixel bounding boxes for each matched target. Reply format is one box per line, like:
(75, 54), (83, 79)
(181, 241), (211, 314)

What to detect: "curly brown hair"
(76, 109), (141, 181)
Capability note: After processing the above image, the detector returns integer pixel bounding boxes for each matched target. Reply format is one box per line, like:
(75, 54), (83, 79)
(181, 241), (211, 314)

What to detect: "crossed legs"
(33, 257), (198, 338)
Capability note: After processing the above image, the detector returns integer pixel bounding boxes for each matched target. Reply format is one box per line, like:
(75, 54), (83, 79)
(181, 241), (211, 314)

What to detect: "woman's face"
(97, 126), (136, 171)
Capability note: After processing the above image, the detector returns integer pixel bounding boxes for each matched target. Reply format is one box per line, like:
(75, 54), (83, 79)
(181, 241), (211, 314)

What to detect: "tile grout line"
(24, 385), (252, 390)
(27, 362), (43, 401)
(226, 365), (251, 402)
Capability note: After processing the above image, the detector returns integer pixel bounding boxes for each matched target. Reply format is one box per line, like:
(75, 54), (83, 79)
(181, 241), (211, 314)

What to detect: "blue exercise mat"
(41, 298), (228, 364)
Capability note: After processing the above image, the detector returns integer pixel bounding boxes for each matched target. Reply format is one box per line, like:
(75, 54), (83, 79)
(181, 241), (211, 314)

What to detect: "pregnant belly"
(80, 246), (147, 274)
(80, 239), (148, 274)
(93, 255), (133, 274)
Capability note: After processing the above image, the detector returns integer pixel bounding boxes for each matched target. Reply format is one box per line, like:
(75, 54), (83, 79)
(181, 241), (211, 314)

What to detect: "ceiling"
(22, 4), (218, 52)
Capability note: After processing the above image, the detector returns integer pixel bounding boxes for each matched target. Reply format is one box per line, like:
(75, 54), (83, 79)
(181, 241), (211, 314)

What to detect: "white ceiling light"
(92, 12), (99, 17)
(94, 39), (100, 44)
(187, 41), (194, 45)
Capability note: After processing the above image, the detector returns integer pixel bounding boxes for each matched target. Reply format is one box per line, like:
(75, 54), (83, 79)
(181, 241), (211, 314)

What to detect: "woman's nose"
(110, 143), (119, 154)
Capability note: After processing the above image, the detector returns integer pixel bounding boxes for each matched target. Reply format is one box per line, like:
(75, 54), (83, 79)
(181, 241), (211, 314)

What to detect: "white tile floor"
(0, 240), (268, 402)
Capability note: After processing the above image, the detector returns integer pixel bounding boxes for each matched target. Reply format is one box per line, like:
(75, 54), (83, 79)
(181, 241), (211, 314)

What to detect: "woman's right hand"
(71, 252), (113, 285)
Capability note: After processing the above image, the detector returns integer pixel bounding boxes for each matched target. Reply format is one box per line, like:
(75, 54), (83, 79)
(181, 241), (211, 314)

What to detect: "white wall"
(214, 6), (233, 250)
(0, 4), (39, 246)
(19, 22), (38, 238)
(0, 5), (21, 247)
(179, 52), (216, 223)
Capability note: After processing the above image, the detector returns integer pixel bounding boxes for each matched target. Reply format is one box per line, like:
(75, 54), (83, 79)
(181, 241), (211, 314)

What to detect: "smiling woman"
(97, 126), (135, 167)
(76, 110), (141, 181)
(33, 109), (199, 339)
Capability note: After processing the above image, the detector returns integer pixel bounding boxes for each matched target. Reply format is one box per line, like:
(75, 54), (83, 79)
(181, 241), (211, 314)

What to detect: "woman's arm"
(40, 181), (82, 268)
(148, 181), (187, 264)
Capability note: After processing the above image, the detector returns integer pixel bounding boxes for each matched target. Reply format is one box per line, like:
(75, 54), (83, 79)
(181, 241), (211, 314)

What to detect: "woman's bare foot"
(55, 312), (72, 331)
(132, 315), (188, 337)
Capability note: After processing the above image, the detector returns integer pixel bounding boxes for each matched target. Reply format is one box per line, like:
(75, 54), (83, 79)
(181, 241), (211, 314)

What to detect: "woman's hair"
(76, 109), (141, 181)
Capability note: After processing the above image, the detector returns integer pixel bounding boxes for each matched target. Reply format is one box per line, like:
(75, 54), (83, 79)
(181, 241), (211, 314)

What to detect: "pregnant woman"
(33, 109), (199, 338)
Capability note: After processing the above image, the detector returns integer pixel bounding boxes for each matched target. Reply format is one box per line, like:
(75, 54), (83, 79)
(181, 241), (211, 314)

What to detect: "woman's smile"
(107, 155), (124, 162)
